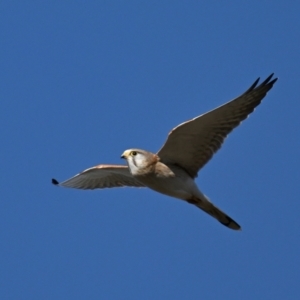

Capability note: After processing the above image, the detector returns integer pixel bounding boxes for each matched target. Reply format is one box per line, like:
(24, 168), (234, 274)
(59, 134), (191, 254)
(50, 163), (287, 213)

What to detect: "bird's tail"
(187, 196), (241, 230)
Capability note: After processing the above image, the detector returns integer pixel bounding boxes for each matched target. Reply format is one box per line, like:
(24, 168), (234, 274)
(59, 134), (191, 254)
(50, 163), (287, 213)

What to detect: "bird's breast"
(133, 163), (197, 200)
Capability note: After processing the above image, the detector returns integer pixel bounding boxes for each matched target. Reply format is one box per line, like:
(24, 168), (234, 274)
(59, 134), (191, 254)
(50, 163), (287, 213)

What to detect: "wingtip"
(245, 73), (278, 94)
(245, 77), (260, 93)
(261, 73), (274, 85)
(52, 178), (59, 185)
(270, 75), (278, 85)
(263, 73), (278, 89)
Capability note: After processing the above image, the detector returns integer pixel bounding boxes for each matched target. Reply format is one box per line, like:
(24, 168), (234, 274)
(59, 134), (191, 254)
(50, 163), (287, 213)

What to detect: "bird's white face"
(121, 149), (151, 175)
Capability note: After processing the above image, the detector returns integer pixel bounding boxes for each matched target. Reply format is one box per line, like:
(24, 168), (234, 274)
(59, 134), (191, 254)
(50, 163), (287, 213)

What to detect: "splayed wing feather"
(157, 74), (277, 178)
(53, 165), (145, 190)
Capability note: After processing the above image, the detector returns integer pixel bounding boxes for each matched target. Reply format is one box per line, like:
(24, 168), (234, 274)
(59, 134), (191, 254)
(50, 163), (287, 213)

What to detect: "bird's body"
(53, 74), (278, 230)
(121, 149), (241, 229)
(131, 156), (197, 200)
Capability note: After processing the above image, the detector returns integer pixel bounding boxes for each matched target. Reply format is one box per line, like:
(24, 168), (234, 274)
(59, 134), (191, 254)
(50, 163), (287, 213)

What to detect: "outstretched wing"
(52, 164), (145, 190)
(157, 74), (278, 178)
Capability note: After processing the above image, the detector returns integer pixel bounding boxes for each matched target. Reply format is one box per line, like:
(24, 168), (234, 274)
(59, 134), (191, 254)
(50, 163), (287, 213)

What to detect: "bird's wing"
(157, 74), (278, 178)
(52, 164), (145, 190)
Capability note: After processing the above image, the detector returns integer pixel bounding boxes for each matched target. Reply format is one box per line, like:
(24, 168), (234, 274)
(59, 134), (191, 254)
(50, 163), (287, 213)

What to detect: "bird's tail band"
(187, 196), (241, 230)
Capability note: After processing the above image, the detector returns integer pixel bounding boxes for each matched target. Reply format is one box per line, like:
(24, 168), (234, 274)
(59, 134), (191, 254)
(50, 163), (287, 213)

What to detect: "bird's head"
(121, 149), (158, 175)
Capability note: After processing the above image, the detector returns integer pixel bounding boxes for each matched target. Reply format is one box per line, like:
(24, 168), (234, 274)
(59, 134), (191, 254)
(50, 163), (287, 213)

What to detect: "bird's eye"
(131, 151), (137, 156)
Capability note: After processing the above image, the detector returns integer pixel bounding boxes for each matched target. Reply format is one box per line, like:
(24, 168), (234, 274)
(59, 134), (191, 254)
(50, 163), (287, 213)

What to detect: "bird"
(52, 74), (277, 230)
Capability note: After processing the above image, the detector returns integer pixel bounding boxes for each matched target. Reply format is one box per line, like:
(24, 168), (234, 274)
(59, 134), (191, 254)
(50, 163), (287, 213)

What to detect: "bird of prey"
(52, 74), (277, 230)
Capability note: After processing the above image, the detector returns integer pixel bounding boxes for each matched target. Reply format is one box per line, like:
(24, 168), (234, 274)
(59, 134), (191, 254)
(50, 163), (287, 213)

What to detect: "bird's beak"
(121, 150), (130, 159)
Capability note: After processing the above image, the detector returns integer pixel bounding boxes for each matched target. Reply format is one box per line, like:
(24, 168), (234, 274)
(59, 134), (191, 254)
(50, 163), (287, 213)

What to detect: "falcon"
(52, 74), (277, 230)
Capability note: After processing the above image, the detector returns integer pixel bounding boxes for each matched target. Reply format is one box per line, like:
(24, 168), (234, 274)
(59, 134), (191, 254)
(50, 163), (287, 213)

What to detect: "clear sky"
(1, 1), (299, 299)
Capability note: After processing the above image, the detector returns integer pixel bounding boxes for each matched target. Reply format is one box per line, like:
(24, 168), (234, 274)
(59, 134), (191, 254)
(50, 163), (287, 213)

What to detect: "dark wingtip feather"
(269, 76), (278, 86)
(245, 77), (260, 93)
(52, 178), (59, 185)
(261, 73), (274, 85)
(245, 73), (278, 94)
(260, 73), (278, 90)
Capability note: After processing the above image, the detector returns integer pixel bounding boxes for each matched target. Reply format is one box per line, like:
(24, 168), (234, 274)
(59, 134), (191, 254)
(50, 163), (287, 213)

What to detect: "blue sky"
(1, 1), (299, 299)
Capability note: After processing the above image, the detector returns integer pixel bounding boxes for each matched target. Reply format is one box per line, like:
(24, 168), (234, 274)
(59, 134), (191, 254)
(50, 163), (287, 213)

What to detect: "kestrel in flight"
(52, 74), (277, 230)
